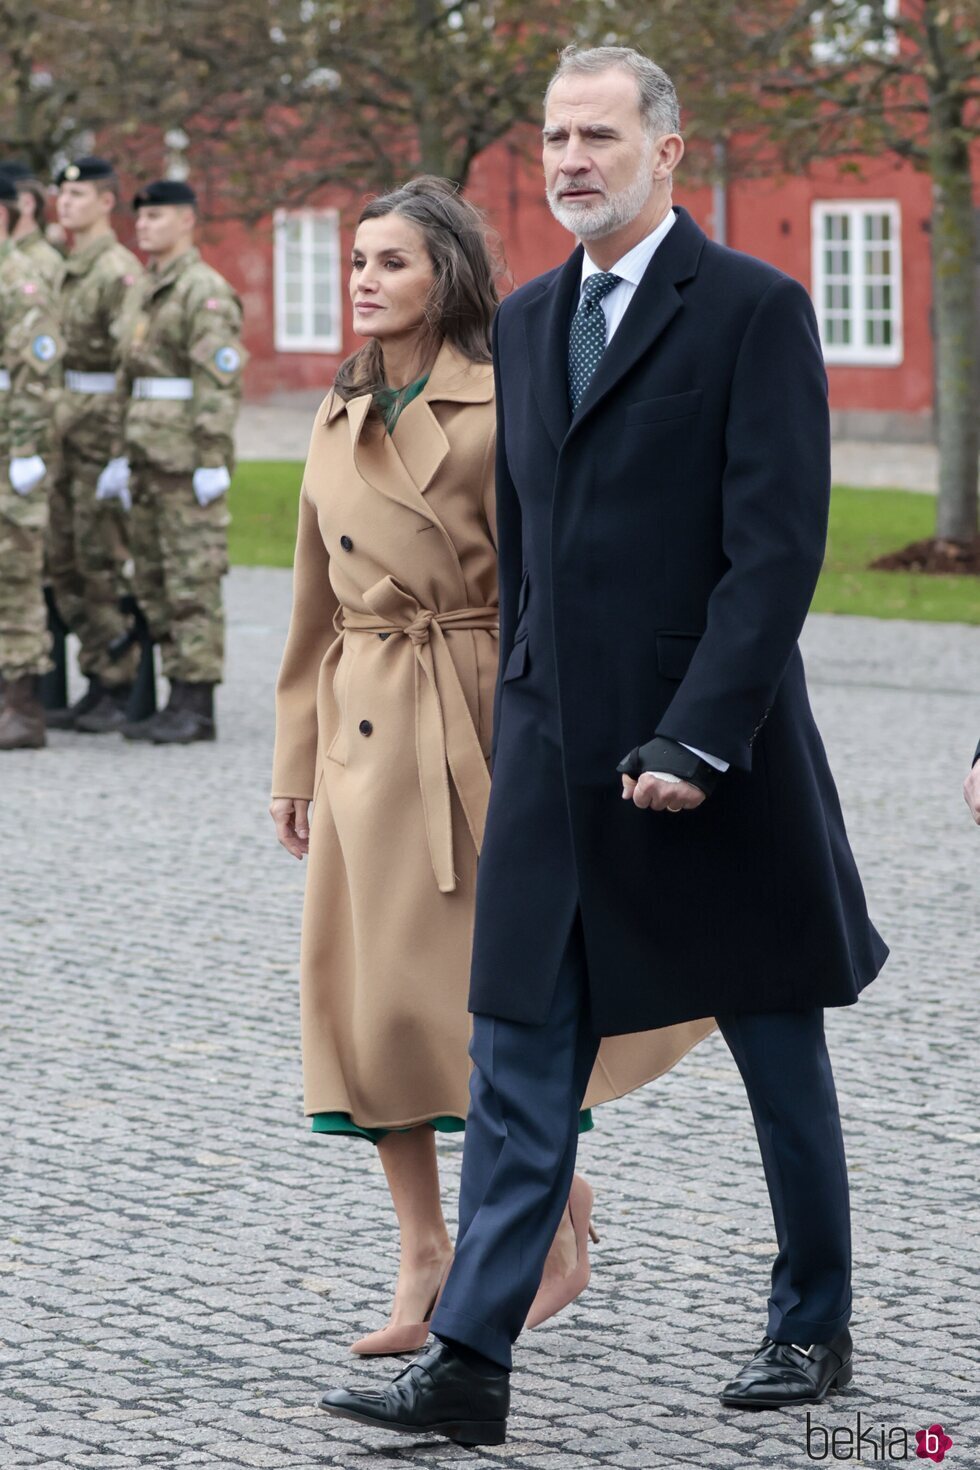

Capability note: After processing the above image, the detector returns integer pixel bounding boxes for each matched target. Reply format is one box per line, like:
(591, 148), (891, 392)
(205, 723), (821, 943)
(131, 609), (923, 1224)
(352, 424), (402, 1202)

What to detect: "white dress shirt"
(580, 207), (729, 776)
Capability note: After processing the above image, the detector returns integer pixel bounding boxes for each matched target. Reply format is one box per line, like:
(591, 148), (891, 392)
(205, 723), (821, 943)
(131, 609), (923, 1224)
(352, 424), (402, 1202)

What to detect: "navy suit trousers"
(431, 915), (853, 1370)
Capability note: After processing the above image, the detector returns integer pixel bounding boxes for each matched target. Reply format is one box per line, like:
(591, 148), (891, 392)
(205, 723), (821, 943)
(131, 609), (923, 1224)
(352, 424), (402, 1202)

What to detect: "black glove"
(616, 735), (722, 797)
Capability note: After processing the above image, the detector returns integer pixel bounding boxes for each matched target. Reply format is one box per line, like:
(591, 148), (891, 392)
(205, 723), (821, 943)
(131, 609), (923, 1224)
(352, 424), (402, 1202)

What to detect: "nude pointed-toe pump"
(350, 1258), (452, 1357)
(525, 1172), (599, 1331)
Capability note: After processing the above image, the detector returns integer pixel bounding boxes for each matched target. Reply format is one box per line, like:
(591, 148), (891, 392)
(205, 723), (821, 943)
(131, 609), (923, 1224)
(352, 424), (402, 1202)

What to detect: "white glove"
(9, 455), (47, 495)
(192, 465), (231, 507)
(96, 457), (132, 511)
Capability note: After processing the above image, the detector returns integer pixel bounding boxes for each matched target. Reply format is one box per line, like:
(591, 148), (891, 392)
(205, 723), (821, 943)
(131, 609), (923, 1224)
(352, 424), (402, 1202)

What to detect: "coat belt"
(342, 578), (498, 894)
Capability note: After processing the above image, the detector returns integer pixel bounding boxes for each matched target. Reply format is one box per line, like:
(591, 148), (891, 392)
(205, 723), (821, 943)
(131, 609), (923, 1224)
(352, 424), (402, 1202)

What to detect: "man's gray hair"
(545, 45), (681, 137)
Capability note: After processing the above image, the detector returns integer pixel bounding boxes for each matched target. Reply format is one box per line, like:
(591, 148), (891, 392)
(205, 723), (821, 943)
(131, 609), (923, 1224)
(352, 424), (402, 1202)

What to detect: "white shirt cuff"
(680, 742), (729, 773)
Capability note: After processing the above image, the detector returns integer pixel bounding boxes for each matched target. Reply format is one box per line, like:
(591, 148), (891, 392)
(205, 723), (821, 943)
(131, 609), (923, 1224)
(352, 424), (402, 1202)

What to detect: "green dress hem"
(311, 1109), (594, 1144)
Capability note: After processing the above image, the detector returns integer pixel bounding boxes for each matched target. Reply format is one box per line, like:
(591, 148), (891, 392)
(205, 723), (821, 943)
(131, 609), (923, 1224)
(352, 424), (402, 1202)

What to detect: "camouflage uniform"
(121, 247), (245, 685)
(0, 241), (63, 680)
(15, 227), (65, 293)
(50, 232), (143, 688)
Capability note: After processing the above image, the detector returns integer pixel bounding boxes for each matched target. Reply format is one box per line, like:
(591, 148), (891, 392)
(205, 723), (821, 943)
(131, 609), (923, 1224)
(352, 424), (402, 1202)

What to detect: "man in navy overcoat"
(322, 44), (888, 1447)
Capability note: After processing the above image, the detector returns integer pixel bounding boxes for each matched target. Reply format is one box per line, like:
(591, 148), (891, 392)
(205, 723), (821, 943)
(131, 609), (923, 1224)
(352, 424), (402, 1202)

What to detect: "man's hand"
(964, 762), (980, 825)
(621, 772), (706, 812)
(270, 797), (311, 857)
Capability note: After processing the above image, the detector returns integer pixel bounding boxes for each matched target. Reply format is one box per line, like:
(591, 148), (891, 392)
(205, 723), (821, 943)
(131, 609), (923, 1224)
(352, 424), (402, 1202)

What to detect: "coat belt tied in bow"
(342, 578), (499, 894)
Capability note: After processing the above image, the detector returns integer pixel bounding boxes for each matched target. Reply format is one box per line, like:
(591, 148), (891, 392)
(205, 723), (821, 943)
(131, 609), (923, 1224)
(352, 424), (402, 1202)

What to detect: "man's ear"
(654, 133), (685, 180)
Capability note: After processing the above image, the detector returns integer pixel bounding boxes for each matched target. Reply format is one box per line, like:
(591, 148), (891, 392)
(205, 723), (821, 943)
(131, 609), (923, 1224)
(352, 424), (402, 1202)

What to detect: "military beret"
(132, 179), (198, 210)
(0, 174), (17, 204)
(0, 161), (36, 184)
(55, 155), (115, 186)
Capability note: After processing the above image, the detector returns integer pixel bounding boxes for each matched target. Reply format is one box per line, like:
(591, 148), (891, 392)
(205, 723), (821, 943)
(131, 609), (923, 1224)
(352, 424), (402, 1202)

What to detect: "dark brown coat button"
(340, 535), (353, 552)
(358, 719), (373, 736)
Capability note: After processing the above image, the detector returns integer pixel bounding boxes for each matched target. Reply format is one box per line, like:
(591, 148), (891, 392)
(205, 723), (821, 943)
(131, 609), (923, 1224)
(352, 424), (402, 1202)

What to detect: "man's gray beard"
(547, 153), (656, 241)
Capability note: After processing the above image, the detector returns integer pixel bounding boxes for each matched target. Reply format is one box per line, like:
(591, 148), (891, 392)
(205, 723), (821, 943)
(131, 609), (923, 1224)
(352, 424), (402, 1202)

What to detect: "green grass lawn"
(230, 464), (980, 625)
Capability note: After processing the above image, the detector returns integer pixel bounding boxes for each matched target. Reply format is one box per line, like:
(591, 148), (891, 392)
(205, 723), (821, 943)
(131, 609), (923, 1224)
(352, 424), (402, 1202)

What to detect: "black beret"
(0, 161), (36, 184)
(0, 174), (17, 204)
(132, 179), (197, 210)
(55, 155), (115, 186)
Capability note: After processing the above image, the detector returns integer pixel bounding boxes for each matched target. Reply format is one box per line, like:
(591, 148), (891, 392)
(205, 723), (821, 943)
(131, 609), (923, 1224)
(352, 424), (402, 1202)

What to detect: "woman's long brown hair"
(334, 175), (502, 403)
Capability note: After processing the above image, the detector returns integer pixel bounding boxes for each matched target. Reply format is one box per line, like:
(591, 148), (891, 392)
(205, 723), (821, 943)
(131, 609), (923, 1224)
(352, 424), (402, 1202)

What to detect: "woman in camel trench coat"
(270, 178), (715, 1357)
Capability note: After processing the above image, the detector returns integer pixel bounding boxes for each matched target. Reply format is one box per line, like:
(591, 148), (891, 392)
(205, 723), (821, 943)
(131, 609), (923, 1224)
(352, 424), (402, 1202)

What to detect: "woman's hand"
(270, 797), (311, 858)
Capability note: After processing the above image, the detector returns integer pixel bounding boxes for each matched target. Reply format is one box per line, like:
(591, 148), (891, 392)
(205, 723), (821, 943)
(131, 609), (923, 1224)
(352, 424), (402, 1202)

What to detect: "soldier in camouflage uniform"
(0, 175), (64, 750)
(119, 179), (246, 744)
(0, 162), (65, 292)
(48, 156), (144, 733)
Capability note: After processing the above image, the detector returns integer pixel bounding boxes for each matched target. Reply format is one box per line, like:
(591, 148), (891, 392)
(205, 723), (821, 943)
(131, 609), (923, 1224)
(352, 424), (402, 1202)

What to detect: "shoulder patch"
(32, 333), (58, 362)
(214, 345), (241, 373)
(22, 281), (38, 295)
(123, 273), (135, 286)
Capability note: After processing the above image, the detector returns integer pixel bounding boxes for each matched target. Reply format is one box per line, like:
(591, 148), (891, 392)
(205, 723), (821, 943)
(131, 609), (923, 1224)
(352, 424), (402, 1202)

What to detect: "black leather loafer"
(319, 1341), (509, 1446)
(720, 1328), (853, 1409)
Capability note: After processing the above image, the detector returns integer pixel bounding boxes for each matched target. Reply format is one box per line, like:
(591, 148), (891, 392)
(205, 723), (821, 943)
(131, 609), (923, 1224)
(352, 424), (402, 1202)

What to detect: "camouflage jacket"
(55, 231), (143, 460)
(0, 240), (64, 464)
(121, 247), (246, 475)
(16, 228), (65, 293)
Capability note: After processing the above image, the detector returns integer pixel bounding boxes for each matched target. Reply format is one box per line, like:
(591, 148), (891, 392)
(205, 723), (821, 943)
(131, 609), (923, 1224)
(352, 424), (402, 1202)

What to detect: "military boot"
(45, 677), (103, 730)
(0, 676), (47, 750)
(121, 680), (183, 742)
(75, 683), (136, 734)
(150, 681), (216, 744)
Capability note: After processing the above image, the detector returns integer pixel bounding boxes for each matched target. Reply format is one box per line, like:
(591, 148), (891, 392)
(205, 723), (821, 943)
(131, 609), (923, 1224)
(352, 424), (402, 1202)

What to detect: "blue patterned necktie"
(568, 271), (622, 412)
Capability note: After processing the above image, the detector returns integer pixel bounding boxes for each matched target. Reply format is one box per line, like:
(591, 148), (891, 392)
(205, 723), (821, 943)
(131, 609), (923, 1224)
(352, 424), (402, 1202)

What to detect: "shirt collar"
(580, 207), (677, 292)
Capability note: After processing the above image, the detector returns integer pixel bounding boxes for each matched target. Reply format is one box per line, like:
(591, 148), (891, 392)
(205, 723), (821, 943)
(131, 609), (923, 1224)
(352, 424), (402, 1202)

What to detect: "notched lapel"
(570, 207), (707, 433)
(522, 249), (582, 452)
(391, 395), (450, 495)
(348, 393), (441, 527)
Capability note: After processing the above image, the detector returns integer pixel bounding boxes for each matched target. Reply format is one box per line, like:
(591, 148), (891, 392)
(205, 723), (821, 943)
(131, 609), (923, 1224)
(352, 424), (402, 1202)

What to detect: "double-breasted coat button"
(340, 535), (353, 552)
(358, 719), (373, 736)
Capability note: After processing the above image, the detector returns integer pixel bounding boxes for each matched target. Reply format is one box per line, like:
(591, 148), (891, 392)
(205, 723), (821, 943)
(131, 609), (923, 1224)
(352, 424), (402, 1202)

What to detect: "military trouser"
(129, 468), (228, 685)
(46, 446), (137, 687)
(0, 473), (52, 682)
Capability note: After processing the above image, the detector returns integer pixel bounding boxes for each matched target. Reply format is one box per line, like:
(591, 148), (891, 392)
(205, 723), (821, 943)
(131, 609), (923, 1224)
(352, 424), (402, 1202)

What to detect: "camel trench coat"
(272, 340), (715, 1128)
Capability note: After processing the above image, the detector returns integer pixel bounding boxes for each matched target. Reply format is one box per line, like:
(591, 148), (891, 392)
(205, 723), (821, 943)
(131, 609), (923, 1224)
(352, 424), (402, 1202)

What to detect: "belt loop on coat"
(342, 578), (499, 894)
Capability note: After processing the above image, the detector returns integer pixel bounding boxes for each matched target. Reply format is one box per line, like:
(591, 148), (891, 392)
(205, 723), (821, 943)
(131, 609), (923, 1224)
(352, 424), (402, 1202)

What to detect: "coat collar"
(322, 338), (493, 504)
(318, 341), (490, 603)
(63, 230), (117, 278)
(147, 246), (200, 298)
(323, 338), (492, 424)
(522, 204), (707, 451)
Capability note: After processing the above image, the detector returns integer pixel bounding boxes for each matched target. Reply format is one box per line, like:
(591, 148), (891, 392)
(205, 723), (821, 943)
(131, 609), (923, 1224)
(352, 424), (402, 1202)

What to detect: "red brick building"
(194, 133), (967, 440)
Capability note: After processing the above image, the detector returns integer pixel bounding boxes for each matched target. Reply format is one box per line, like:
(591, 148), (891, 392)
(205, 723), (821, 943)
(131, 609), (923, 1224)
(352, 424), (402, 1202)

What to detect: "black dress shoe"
(319, 1341), (509, 1447)
(720, 1328), (853, 1409)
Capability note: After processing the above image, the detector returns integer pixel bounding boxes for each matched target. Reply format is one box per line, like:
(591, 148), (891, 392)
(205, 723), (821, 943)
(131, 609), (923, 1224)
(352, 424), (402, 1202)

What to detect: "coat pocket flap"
(656, 631), (702, 680)
(625, 388), (702, 426)
(501, 636), (529, 683)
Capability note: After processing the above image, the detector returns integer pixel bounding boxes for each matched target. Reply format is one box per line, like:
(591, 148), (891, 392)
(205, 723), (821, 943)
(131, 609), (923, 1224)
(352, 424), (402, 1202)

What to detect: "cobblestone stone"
(1, 568), (977, 1468)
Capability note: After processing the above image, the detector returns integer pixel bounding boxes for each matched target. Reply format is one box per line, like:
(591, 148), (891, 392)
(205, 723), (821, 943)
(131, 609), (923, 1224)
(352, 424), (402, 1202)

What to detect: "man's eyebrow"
(542, 122), (621, 139)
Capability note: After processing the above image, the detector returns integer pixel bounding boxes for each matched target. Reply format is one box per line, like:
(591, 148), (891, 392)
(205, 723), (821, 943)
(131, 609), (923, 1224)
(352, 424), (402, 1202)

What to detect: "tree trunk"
(929, 85), (979, 542)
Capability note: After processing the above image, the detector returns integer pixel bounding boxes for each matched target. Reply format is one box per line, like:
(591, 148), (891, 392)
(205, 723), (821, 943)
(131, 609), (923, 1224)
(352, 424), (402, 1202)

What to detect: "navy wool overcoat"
(469, 206), (888, 1035)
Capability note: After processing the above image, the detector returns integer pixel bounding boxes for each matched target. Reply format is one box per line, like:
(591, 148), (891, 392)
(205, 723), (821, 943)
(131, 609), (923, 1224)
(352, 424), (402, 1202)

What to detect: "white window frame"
(273, 207), (342, 353)
(811, 200), (904, 366)
(811, 0), (900, 63)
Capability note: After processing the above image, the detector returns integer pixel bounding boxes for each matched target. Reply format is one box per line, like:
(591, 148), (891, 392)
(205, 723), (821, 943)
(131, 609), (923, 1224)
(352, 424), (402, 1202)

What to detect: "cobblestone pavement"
(2, 569), (978, 1470)
(236, 398), (949, 493)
